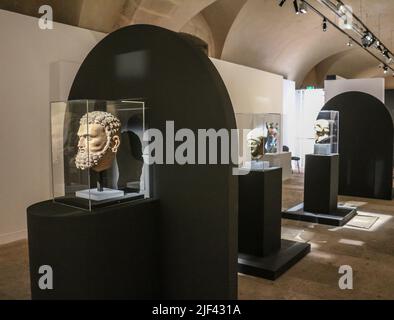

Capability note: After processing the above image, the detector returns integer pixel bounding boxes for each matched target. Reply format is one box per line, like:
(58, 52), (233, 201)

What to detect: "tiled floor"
(1, 173), (394, 299)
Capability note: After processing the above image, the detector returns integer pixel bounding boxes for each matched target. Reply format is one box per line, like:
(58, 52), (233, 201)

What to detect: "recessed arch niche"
(323, 91), (393, 200)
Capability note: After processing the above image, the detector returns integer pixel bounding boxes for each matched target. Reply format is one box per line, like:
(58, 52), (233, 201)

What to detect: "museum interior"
(0, 0), (394, 301)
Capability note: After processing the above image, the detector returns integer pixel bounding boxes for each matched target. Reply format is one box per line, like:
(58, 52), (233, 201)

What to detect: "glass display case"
(235, 113), (282, 169)
(313, 110), (339, 155)
(51, 100), (149, 211)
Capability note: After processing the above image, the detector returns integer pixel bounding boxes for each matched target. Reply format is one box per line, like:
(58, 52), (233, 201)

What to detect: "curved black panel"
(69, 25), (237, 299)
(323, 91), (393, 200)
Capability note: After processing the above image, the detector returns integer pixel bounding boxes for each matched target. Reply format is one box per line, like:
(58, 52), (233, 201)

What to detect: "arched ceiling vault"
(221, 0), (394, 88)
(1, 0), (394, 88)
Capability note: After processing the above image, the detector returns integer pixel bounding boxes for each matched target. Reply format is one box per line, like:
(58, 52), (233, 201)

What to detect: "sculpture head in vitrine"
(265, 122), (279, 153)
(75, 111), (121, 172)
(314, 119), (331, 144)
(247, 127), (266, 160)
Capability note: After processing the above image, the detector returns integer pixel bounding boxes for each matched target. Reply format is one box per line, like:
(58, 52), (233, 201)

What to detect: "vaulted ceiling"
(1, 0), (393, 88)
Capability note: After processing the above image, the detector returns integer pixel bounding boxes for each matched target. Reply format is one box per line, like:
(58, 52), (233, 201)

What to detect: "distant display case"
(314, 110), (339, 155)
(51, 100), (149, 211)
(236, 113), (282, 169)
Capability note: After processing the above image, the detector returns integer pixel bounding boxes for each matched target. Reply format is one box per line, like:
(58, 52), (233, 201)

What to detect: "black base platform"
(238, 239), (311, 280)
(282, 203), (357, 226)
(27, 199), (160, 299)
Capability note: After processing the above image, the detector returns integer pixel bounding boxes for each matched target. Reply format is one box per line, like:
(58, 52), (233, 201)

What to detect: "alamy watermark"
(38, 5), (53, 30)
(38, 265), (53, 290)
(338, 265), (353, 290)
(142, 121), (253, 175)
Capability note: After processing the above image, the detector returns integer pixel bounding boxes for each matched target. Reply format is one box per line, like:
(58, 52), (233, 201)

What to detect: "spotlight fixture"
(375, 41), (384, 52)
(299, 1), (308, 14)
(337, 3), (347, 14)
(293, 0), (300, 14)
(322, 18), (327, 32)
(278, 0), (394, 75)
(361, 31), (375, 48)
(383, 49), (392, 63)
(279, 0), (287, 7)
(383, 65), (389, 74)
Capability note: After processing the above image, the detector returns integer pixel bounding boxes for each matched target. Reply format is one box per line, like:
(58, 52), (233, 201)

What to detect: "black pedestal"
(283, 203), (357, 226)
(283, 154), (357, 226)
(27, 199), (160, 300)
(238, 239), (311, 280)
(238, 168), (282, 256)
(238, 168), (310, 280)
(304, 154), (339, 213)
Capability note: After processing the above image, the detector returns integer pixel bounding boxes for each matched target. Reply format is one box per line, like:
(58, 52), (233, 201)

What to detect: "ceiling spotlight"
(382, 49), (393, 63)
(383, 65), (389, 74)
(346, 38), (353, 47)
(361, 31), (375, 48)
(293, 0), (300, 14)
(299, 1), (308, 13)
(375, 41), (383, 51)
(337, 4), (347, 14)
(279, 0), (287, 7)
(322, 18), (328, 32)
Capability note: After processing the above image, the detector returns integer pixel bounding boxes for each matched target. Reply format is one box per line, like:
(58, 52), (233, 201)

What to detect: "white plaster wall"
(295, 89), (326, 168)
(324, 78), (385, 104)
(0, 10), (104, 244)
(211, 58), (284, 114)
(282, 79), (296, 152)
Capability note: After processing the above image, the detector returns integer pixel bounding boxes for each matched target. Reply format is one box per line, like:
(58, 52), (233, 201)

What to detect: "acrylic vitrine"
(313, 110), (339, 155)
(235, 113), (282, 169)
(51, 100), (149, 211)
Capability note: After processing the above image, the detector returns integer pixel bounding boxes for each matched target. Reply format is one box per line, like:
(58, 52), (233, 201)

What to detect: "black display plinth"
(238, 239), (311, 280)
(304, 154), (339, 213)
(238, 167), (310, 280)
(283, 154), (357, 226)
(283, 203), (357, 226)
(27, 199), (159, 300)
(238, 168), (281, 256)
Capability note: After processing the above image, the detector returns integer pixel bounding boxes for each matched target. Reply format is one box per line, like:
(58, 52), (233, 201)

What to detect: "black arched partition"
(323, 91), (393, 200)
(67, 25), (237, 299)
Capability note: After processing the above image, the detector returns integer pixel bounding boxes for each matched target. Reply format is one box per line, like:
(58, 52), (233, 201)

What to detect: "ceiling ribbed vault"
(1, 0), (393, 88)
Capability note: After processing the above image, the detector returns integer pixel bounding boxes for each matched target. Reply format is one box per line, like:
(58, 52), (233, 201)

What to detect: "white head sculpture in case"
(314, 119), (331, 144)
(75, 111), (121, 172)
(247, 127), (266, 160)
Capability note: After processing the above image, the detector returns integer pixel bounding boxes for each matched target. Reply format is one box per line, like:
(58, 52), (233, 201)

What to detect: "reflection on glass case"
(235, 113), (281, 169)
(314, 110), (339, 155)
(51, 100), (149, 211)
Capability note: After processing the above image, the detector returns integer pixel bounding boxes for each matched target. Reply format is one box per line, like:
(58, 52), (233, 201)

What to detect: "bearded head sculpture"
(314, 119), (331, 144)
(247, 127), (266, 160)
(75, 111), (121, 172)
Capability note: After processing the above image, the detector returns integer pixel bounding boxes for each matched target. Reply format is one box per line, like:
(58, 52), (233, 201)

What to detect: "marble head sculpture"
(315, 119), (331, 144)
(314, 119), (331, 144)
(266, 122), (279, 136)
(247, 127), (266, 160)
(265, 122), (279, 153)
(75, 111), (121, 172)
